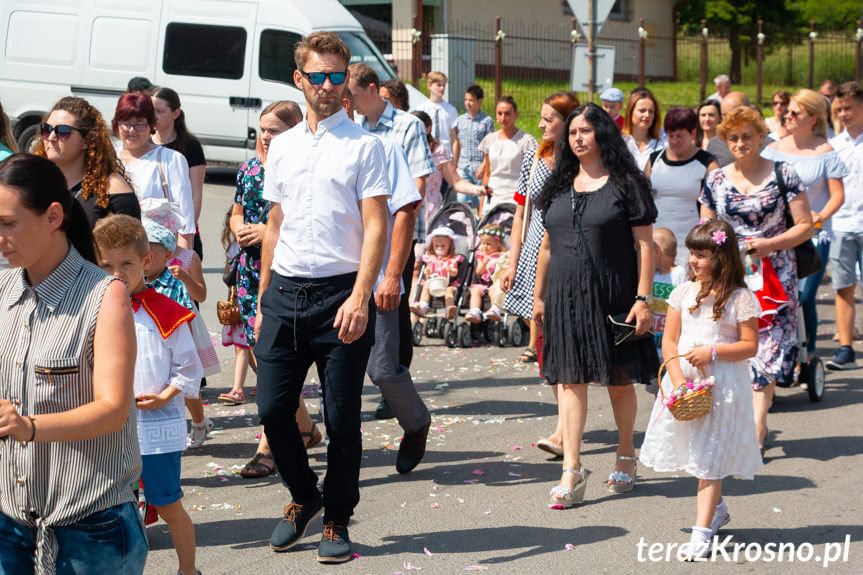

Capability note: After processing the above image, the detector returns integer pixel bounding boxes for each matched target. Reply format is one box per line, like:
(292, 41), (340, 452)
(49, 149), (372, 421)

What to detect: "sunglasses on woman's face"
(772, 101), (785, 106)
(40, 122), (86, 141)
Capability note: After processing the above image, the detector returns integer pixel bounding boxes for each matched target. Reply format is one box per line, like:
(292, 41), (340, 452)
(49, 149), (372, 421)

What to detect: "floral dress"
(233, 157), (269, 346)
(700, 163), (805, 389)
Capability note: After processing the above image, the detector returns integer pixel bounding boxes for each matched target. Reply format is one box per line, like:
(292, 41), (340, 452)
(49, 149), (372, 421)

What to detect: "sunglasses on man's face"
(300, 70), (347, 86)
(40, 122), (86, 141)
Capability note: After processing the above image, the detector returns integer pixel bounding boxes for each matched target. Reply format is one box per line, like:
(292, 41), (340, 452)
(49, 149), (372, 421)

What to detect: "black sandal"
(239, 453), (276, 478)
(518, 348), (538, 363)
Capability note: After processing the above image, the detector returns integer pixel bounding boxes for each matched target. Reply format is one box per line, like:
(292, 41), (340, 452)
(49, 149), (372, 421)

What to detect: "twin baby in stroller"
(409, 202), (528, 348)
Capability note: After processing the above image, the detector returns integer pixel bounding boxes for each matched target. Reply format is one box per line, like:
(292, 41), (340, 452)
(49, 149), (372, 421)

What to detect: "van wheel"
(16, 122), (40, 154)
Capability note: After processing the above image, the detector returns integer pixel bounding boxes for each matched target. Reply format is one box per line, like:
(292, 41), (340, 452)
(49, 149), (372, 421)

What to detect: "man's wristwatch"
(634, 295), (653, 305)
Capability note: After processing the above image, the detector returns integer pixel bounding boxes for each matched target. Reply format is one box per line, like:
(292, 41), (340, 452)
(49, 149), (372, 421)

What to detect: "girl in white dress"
(640, 219), (763, 560)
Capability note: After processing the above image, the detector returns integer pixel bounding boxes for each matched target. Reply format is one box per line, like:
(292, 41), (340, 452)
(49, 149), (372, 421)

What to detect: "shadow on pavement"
(362, 525), (629, 563)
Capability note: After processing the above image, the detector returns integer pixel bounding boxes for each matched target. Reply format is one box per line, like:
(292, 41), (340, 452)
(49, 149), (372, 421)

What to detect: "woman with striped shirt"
(0, 154), (146, 574)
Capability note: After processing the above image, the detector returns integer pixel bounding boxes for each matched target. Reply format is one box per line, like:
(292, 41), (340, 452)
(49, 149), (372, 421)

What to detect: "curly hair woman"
(533, 103), (659, 508)
(35, 96), (139, 226)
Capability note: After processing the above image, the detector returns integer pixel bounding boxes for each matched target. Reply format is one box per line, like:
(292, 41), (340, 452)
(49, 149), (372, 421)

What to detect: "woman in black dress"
(534, 103), (659, 507)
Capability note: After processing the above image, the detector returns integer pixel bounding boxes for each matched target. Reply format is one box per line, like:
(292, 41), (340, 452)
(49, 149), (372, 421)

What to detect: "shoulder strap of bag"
(520, 151), (542, 244)
(773, 160), (794, 229)
(156, 146), (171, 201)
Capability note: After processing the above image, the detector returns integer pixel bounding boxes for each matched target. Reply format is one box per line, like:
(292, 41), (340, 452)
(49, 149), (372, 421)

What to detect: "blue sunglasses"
(300, 70), (347, 86)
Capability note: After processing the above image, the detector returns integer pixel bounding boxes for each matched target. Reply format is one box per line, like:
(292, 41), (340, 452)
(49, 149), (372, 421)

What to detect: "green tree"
(678, 0), (804, 83)
(792, 0), (863, 30)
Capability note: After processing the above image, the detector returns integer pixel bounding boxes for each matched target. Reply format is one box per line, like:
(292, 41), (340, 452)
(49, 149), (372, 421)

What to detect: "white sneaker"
(710, 509), (730, 536)
(679, 528), (712, 561)
(187, 417), (214, 449)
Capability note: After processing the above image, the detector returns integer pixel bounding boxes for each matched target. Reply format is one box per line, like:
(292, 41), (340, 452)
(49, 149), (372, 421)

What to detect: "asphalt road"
(143, 171), (862, 575)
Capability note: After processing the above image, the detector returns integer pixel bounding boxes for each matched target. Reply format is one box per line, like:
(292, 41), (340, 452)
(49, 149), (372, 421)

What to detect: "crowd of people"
(0, 30), (862, 572)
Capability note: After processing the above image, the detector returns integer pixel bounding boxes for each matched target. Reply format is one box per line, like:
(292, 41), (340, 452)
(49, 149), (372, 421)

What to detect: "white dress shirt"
(829, 129), (863, 233)
(263, 108), (391, 278)
(119, 145), (196, 235)
(133, 308), (202, 455)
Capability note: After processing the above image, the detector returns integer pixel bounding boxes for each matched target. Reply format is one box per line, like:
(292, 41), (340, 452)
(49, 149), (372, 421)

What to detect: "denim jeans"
(255, 272), (374, 525)
(0, 502), (147, 575)
(454, 166), (480, 208)
(798, 239), (831, 355)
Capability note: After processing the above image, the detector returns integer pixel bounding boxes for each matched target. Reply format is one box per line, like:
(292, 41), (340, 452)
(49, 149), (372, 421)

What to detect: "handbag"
(774, 162), (823, 279)
(222, 252), (240, 288)
(570, 187), (655, 346)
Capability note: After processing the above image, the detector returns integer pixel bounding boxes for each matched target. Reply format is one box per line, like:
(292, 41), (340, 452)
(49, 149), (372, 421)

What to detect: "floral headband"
(479, 227), (506, 240)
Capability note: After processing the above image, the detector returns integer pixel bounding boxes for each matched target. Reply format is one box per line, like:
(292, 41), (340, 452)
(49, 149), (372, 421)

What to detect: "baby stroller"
(743, 250), (824, 402)
(447, 202), (529, 349)
(411, 202), (477, 346)
(776, 307), (825, 402)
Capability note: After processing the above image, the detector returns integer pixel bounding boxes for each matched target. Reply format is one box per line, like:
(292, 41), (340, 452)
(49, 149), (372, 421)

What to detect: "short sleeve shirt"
(454, 112), (495, 173)
(263, 108), (391, 278)
(361, 102), (434, 180)
(164, 137), (206, 168)
(829, 129), (863, 232)
(478, 130), (538, 209)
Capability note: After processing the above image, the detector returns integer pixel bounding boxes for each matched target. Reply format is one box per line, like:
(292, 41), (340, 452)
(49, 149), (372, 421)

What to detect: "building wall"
(390, 0), (676, 80)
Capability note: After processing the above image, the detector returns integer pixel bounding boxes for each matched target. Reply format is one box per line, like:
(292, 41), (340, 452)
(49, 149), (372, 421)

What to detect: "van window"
(259, 29), (302, 84)
(163, 23), (246, 79)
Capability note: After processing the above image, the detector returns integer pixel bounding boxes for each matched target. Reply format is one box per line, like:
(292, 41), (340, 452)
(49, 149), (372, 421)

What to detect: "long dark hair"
(412, 110), (438, 152)
(0, 154), (96, 263)
(151, 87), (202, 157)
(685, 219), (746, 321)
(537, 103), (652, 213)
(695, 99), (721, 148)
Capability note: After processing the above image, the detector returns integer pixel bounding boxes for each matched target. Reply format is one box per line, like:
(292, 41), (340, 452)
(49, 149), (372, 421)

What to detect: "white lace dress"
(640, 282), (764, 480)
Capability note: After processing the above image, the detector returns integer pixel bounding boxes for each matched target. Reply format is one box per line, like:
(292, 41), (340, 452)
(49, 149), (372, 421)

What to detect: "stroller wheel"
(800, 358), (825, 402)
(509, 318), (527, 347)
(437, 319), (449, 339)
(458, 323), (472, 348)
(483, 321), (497, 344)
(444, 322), (457, 347)
(412, 320), (424, 346)
(425, 317), (438, 337)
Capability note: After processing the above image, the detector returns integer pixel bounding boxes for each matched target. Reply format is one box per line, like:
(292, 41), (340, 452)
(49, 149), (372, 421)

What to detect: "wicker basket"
(217, 287), (242, 326)
(658, 354), (714, 421)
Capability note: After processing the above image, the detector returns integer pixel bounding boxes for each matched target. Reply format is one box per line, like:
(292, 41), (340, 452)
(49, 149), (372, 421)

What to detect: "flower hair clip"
(712, 230), (727, 246)
(698, 217), (710, 225)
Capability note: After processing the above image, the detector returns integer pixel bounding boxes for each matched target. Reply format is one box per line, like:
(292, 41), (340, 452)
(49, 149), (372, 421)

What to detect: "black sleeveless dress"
(541, 179), (659, 386)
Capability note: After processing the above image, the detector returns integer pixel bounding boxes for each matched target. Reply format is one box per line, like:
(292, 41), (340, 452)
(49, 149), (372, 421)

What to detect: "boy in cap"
(600, 87), (625, 129)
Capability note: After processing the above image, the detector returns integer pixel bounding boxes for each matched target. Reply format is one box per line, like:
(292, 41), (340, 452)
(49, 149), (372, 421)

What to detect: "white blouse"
(478, 130), (538, 209)
(624, 135), (665, 172)
(133, 307), (202, 455)
(120, 145), (196, 235)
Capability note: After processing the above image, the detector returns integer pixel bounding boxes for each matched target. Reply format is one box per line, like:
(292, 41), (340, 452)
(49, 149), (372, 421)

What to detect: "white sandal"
(607, 455), (637, 493)
(548, 465), (589, 508)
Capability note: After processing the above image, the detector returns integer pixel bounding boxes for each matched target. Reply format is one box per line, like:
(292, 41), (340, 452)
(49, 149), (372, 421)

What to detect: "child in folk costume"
(94, 215), (202, 575)
(640, 220), (763, 560)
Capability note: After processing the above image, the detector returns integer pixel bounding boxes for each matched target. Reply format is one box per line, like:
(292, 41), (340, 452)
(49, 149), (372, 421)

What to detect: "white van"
(0, 0), (424, 164)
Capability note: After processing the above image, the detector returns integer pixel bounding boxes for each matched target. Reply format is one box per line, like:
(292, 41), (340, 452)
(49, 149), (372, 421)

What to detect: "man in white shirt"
(707, 74), (731, 104)
(254, 32), (389, 564)
(826, 82), (863, 370)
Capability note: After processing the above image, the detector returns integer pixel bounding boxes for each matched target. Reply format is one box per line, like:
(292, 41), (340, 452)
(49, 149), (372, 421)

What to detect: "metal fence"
(367, 17), (863, 111)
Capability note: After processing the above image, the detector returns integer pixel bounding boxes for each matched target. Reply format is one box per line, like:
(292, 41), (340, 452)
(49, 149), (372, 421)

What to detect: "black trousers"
(255, 272), (374, 525)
